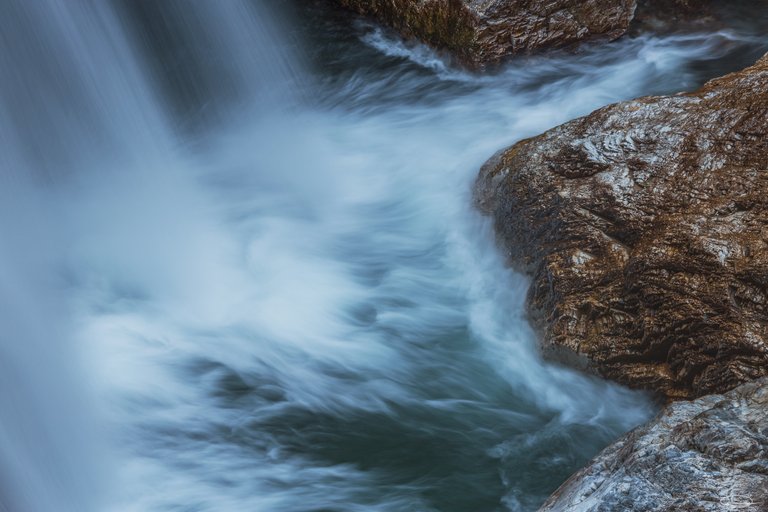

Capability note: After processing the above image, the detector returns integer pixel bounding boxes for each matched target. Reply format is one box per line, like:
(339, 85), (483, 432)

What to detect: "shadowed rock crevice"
(475, 53), (768, 400)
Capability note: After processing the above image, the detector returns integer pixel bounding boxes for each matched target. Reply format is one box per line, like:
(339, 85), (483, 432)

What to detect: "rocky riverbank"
(540, 378), (768, 511)
(474, 50), (767, 510)
(332, 1), (767, 508)
(475, 53), (768, 400)
(331, 0), (730, 68)
(333, 0), (636, 68)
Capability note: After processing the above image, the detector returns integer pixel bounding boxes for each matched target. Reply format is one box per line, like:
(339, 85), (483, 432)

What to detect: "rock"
(539, 378), (768, 512)
(475, 53), (768, 399)
(334, 0), (637, 68)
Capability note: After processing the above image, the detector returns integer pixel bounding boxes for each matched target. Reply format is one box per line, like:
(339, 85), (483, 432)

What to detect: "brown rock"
(539, 378), (768, 512)
(334, 0), (637, 68)
(475, 54), (768, 399)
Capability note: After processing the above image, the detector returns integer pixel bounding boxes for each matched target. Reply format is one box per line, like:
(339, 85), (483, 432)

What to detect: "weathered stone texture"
(475, 54), (768, 399)
(539, 378), (768, 512)
(335, 0), (636, 67)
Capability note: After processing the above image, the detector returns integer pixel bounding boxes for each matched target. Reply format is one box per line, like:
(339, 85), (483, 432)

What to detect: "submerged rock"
(334, 0), (636, 68)
(539, 378), (768, 511)
(475, 54), (768, 399)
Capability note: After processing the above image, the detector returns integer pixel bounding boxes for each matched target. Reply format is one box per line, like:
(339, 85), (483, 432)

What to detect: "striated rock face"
(539, 378), (768, 512)
(475, 54), (768, 399)
(334, 0), (636, 68)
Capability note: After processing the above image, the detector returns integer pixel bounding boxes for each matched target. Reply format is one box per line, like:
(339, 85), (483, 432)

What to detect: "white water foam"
(2, 1), (766, 511)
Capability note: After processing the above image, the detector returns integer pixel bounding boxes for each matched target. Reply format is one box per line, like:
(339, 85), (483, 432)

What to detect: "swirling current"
(1, 1), (767, 511)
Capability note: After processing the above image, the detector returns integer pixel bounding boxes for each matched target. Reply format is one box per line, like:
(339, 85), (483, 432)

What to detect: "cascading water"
(2, 1), (767, 511)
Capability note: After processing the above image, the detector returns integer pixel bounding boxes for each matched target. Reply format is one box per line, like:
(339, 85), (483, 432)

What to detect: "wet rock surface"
(475, 54), (768, 399)
(334, 0), (636, 68)
(539, 378), (768, 512)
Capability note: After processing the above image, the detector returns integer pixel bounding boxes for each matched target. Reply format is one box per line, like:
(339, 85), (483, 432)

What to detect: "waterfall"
(1, 1), (765, 511)
(0, 1), (301, 510)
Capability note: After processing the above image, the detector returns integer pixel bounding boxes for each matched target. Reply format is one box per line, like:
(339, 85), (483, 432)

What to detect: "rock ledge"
(476, 53), (768, 399)
(335, 0), (637, 68)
